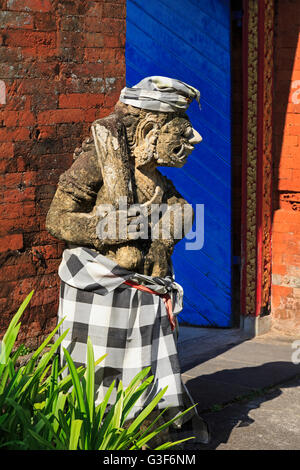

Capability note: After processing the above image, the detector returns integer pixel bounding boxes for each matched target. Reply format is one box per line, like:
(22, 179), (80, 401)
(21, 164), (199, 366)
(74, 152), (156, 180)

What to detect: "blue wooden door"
(125, 0), (232, 327)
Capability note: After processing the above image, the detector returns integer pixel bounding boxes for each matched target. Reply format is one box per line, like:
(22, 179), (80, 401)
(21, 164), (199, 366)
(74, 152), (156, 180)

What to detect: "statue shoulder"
(91, 113), (125, 137)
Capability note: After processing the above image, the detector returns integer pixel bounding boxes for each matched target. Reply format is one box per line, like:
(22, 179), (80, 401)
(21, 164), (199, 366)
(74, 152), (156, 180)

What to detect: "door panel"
(125, 0), (232, 326)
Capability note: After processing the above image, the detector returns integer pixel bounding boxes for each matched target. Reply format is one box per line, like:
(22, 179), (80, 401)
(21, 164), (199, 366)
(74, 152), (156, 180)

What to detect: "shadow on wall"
(273, 3), (300, 212)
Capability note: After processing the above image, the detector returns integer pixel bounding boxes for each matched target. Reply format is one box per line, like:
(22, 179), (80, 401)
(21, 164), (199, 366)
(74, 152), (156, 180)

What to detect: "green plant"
(0, 292), (194, 450)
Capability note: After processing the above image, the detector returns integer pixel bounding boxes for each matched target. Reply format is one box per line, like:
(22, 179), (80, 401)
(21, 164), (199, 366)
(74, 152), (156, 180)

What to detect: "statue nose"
(188, 127), (202, 144)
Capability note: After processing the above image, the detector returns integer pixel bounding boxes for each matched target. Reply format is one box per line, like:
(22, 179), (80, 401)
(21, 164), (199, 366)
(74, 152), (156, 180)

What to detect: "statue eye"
(183, 127), (192, 138)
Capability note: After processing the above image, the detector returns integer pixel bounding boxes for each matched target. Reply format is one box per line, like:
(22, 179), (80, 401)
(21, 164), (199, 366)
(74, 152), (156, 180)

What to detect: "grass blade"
(126, 386), (168, 435)
(85, 337), (95, 425)
(62, 348), (86, 418)
(69, 419), (83, 450)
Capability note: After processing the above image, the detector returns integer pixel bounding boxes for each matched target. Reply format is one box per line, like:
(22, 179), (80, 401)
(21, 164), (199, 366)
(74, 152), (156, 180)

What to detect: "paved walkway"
(177, 326), (300, 450)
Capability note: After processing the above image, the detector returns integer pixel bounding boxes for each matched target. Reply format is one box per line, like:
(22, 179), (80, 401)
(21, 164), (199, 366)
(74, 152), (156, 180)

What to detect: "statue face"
(155, 115), (202, 167)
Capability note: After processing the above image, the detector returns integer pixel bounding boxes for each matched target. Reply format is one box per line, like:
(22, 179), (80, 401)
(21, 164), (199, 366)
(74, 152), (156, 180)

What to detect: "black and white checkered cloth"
(57, 246), (210, 446)
(57, 247), (187, 417)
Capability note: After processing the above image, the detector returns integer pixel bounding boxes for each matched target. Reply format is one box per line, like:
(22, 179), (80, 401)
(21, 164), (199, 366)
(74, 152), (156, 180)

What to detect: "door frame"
(240, 0), (274, 332)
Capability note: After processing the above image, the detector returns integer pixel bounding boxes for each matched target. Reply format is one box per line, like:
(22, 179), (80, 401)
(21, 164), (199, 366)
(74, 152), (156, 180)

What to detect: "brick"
(23, 229), (57, 246)
(59, 93), (104, 109)
(37, 109), (84, 125)
(283, 253), (300, 265)
(5, 30), (56, 47)
(0, 216), (37, 236)
(86, 2), (103, 17)
(271, 264), (287, 276)
(0, 142), (13, 157)
(33, 125), (56, 139)
(103, 2), (125, 18)
(0, 202), (35, 219)
(0, 127), (31, 142)
(99, 18), (125, 35)
(103, 34), (124, 48)
(33, 12), (56, 30)
(285, 113), (300, 126)
(56, 122), (83, 138)
(58, 31), (85, 48)
(56, 0), (89, 15)
(271, 285), (293, 309)
(83, 16), (103, 33)
(0, 234), (23, 252)
(0, 263), (36, 282)
(60, 16), (83, 32)
(32, 244), (57, 260)
(31, 93), (58, 111)
(2, 186), (35, 203)
(0, 110), (35, 127)
(0, 11), (33, 29)
(30, 287), (58, 307)
(65, 62), (105, 78)
(0, 172), (22, 188)
(85, 32), (104, 48)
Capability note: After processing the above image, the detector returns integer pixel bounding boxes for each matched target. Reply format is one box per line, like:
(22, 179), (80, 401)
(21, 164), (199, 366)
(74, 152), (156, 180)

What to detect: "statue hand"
(96, 208), (149, 244)
(144, 240), (173, 278)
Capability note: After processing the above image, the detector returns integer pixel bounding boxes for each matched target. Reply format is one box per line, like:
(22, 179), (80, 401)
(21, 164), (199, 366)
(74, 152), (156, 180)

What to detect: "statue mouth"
(174, 142), (194, 161)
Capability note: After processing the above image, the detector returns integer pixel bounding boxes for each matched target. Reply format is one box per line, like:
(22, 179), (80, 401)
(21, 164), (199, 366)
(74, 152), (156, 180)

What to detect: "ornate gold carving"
(261, 0), (274, 309)
(244, 0), (274, 315)
(245, 0), (258, 315)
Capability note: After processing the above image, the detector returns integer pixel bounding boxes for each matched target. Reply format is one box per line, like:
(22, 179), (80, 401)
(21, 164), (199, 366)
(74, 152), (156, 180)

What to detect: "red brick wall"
(0, 0), (126, 348)
(272, 0), (300, 335)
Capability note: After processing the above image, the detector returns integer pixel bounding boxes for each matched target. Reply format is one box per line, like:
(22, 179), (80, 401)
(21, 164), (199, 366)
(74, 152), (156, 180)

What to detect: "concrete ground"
(177, 326), (300, 450)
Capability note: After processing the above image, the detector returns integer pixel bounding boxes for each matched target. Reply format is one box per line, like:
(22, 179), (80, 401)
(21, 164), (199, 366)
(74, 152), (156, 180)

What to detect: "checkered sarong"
(57, 246), (188, 422)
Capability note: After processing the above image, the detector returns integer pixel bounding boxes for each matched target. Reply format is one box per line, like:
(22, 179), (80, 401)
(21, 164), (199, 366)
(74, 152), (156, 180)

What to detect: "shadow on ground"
(186, 362), (300, 450)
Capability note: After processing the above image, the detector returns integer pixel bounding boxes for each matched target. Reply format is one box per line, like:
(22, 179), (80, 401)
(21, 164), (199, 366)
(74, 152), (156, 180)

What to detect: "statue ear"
(137, 120), (159, 146)
(143, 121), (159, 142)
(132, 119), (159, 168)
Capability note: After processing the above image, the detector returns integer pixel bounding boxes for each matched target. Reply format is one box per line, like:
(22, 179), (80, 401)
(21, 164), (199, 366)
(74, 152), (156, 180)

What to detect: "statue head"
(114, 76), (202, 169)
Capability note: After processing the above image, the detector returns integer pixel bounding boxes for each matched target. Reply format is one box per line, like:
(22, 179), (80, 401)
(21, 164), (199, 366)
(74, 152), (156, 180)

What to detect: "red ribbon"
(123, 280), (176, 331)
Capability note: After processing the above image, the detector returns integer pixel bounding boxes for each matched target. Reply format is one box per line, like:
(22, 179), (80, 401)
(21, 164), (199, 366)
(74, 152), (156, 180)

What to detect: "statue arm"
(155, 175), (194, 247)
(46, 138), (103, 249)
(144, 176), (194, 277)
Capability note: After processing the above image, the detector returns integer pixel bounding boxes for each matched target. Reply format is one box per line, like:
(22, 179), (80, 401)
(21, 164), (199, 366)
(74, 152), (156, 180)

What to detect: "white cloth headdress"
(119, 76), (201, 113)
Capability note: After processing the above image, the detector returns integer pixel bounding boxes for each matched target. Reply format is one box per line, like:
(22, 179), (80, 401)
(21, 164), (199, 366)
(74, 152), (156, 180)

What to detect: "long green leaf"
(69, 419), (83, 450)
(85, 337), (95, 425)
(19, 329), (69, 398)
(95, 379), (115, 425)
(62, 348), (86, 418)
(154, 437), (194, 450)
(58, 408), (70, 442)
(0, 323), (21, 368)
(122, 376), (154, 423)
(0, 292), (33, 379)
(52, 392), (67, 435)
(126, 386), (168, 435)
(27, 428), (56, 450)
(131, 405), (196, 449)
(2, 292), (34, 348)
(124, 367), (151, 397)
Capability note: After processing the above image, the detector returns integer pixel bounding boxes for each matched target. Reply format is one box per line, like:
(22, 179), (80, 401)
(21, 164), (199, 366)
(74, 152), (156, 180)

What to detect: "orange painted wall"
(272, 0), (300, 335)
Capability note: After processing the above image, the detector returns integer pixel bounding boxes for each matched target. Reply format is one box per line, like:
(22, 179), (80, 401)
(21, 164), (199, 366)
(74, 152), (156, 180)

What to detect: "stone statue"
(46, 78), (202, 278)
(46, 77), (210, 448)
